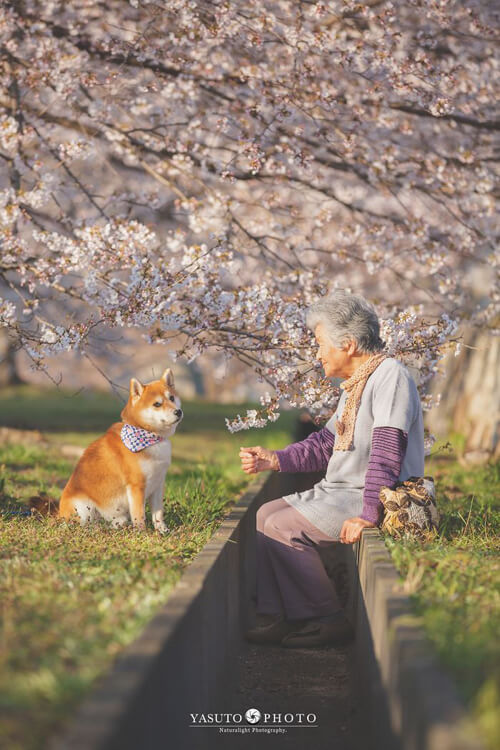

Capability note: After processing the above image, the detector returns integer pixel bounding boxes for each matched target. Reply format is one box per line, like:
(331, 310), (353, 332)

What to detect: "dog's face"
(128, 368), (183, 435)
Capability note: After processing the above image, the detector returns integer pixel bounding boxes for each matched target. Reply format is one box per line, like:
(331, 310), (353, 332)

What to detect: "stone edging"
(48, 472), (276, 750)
(353, 528), (484, 750)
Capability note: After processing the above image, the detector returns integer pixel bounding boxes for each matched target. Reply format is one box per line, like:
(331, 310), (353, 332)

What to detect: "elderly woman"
(240, 290), (424, 648)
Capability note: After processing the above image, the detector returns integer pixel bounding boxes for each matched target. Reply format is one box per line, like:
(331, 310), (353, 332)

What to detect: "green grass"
(3, 386), (498, 748)
(0, 382), (296, 438)
(383, 435), (500, 750)
(0, 385), (295, 750)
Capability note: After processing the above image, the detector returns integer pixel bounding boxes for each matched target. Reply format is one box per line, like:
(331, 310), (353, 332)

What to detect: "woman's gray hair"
(306, 290), (385, 354)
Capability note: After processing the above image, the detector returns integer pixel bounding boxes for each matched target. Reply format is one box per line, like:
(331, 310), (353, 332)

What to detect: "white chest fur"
(138, 440), (172, 498)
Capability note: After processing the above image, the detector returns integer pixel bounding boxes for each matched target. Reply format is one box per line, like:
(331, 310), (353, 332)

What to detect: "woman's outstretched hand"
(239, 446), (280, 474)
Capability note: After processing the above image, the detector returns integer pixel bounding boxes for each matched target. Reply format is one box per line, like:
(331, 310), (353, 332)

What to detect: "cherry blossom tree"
(0, 0), (498, 447)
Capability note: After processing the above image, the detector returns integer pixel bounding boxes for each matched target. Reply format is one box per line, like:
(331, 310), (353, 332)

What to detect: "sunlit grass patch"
(1, 514), (186, 749)
(384, 435), (500, 750)
(0, 458), (258, 750)
(0, 386), (295, 749)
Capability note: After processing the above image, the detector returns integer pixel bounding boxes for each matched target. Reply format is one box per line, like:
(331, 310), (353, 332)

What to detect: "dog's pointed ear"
(161, 368), (175, 387)
(130, 378), (144, 401)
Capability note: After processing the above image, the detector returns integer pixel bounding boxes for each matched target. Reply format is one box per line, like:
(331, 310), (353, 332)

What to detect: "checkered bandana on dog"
(120, 423), (165, 452)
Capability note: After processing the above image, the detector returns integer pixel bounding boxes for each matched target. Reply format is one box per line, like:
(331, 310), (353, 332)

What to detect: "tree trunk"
(426, 323), (499, 465)
(0, 329), (24, 387)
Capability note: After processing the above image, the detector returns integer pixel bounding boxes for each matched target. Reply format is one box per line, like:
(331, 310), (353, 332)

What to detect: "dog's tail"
(28, 493), (59, 516)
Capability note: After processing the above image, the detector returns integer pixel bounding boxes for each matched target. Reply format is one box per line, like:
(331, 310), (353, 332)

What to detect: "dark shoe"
(255, 613), (282, 627)
(244, 618), (308, 645)
(280, 615), (355, 648)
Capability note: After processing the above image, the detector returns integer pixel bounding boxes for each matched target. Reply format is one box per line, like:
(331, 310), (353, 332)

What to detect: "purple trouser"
(255, 497), (342, 621)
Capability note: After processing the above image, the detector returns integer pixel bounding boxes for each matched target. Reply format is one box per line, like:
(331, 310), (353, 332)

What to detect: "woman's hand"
(339, 516), (376, 544)
(239, 446), (280, 474)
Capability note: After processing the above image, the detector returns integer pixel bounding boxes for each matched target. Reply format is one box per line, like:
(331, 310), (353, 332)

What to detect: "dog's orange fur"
(59, 368), (182, 532)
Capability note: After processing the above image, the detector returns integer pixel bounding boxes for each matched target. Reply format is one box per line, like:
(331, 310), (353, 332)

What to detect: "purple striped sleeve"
(360, 426), (408, 524)
(275, 426), (335, 473)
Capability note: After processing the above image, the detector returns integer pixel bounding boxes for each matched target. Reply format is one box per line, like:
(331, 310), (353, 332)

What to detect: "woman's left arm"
(275, 426), (335, 473)
(339, 426), (408, 543)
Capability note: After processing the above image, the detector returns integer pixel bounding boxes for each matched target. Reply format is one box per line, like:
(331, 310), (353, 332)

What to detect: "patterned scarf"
(120, 423), (165, 452)
(334, 352), (389, 451)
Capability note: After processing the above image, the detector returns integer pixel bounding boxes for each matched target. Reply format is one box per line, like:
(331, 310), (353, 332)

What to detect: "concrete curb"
(49, 471), (281, 750)
(352, 528), (484, 750)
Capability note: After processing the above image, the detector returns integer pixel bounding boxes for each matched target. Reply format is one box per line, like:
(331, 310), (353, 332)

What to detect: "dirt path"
(206, 635), (362, 750)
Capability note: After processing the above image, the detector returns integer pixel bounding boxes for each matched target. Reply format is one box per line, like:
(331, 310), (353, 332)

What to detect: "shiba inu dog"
(58, 368), (182, 533)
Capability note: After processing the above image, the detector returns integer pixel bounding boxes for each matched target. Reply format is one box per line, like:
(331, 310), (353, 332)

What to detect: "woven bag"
(380, 476), (440, 541)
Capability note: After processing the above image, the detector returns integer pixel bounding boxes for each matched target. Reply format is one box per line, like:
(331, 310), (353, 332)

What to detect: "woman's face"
(314, 322), (353, 378)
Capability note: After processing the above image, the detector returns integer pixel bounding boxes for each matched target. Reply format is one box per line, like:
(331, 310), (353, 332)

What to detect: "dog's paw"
(154, 523), (171, 535)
